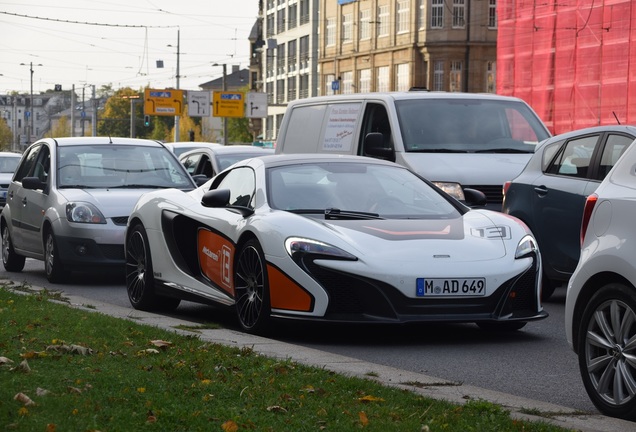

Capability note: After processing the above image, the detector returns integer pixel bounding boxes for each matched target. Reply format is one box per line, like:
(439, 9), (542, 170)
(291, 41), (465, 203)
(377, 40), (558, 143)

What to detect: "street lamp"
(167, 29), (181, 142)
(20, 62), (43, 144)
(213, 63), (228, 145)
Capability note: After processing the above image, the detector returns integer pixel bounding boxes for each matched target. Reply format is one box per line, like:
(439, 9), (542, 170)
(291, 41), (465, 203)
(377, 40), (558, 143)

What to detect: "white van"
(275, 91), (551, 210)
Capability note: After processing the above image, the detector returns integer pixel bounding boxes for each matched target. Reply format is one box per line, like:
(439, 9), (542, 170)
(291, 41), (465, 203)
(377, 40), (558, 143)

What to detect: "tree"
(46, 116), (71, 138)
(0, 119), (13, 150)
(169, 106), (201, 142)
(97, 87), (144, 138)
(228, 116), (253, 144)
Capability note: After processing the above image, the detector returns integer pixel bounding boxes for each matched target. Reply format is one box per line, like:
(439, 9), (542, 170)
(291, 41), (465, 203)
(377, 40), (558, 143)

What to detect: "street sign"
(331, 80), (340, 91)
(144, 88), (184, 116)
(213, 91), (244, 118)
(187, 91), (211, 117)
(246, 92), (267, 118)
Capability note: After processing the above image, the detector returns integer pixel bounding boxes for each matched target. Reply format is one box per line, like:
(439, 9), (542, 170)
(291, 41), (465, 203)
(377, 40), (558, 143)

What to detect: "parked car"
(124, 153), (547, 335)
(179, 145), (274, 183)
(565, 137), (636, 421)
(0, 137), (196, 283)
(164, 141), (221, 157)
(0, 152), (22, 208)
(502, 125), (636, 300)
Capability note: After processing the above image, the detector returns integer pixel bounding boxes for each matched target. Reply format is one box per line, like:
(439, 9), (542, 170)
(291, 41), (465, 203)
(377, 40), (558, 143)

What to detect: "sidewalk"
(12, 282), (636, 432)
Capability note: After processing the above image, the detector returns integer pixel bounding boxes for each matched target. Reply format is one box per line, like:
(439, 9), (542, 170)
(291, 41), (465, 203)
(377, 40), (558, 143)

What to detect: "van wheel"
(2, 224), (25, 272)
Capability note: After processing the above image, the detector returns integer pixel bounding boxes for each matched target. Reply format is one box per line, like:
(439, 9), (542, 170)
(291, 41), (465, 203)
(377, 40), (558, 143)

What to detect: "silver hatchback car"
(0, 137), (196, 283)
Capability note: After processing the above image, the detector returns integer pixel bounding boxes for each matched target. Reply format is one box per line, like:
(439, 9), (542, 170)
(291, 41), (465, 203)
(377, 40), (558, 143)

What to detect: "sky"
(0, 0), (259, 96)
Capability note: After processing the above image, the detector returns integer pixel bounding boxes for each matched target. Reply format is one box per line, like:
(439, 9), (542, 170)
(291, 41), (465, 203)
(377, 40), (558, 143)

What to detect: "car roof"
(0, 152), (22, 157)
(179, 145), (274, 158)
(36, 137), (166, 148)
(534, 125), (636, 152)
(246, 153), (403, 169)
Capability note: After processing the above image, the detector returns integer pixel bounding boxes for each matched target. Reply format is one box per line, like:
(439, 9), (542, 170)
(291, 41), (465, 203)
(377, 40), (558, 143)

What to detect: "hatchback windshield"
(268, 162), (460, 219)
(57, 145), (193, 189)
(395, 99), (550, 153)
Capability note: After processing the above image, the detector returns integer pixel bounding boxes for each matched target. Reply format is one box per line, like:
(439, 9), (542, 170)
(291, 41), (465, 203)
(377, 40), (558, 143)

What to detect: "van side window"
(359, 103), (393, 156)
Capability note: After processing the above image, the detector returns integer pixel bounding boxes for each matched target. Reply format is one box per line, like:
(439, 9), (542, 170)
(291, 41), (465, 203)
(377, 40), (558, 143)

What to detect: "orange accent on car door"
(267, 264), (313, 312)
(197, 229), (235, 296)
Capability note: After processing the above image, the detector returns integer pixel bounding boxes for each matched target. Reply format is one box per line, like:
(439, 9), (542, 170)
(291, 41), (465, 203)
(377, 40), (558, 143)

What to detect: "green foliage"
(97, 87), (144, 138)
(228, 116), (253, 143)
(0, 119), (12, 150)
(46, 115), (71, 138)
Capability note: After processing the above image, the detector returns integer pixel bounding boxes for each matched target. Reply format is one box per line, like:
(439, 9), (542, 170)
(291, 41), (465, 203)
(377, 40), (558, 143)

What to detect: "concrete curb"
(7, 282), (635, 432)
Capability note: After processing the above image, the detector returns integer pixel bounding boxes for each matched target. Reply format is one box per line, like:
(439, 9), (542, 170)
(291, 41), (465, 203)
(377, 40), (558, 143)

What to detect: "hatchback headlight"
(285, 237), (357, 261)
(433, 182), (464, 201)
(66, 202), (107, 224)
(515, 235), (538, 259)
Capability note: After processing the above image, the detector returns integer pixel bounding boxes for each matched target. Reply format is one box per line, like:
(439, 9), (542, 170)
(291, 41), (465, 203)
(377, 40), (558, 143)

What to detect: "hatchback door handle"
(533, 185), (548, 196)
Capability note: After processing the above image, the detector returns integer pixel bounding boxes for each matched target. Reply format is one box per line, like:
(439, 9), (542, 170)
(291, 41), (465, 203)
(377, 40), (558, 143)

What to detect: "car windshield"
(0, 156), (20, 173)
(395, 99), (550, 153)
(267, 162), (461, 219)
(57, 145), (193, 189)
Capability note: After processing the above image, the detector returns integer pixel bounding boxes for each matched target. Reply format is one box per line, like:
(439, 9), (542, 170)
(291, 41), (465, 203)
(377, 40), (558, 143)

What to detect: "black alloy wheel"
(234, 238), (271, 334)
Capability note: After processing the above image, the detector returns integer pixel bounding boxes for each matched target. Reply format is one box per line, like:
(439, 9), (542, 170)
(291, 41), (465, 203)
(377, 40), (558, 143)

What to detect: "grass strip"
(0, 286), (572, 431)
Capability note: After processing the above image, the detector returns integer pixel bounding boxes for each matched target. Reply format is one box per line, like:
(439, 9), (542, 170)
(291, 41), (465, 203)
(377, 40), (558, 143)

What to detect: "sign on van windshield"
(322, 104), (361, 152)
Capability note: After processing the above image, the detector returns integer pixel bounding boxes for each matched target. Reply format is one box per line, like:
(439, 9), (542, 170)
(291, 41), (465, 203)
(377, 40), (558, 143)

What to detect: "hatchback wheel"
(125, 223), (180, 311)
(1, 224), (25, 272)
(234, 239), (271, 334)
(44, 230), (68, 283)
(578, 282), (636, 420)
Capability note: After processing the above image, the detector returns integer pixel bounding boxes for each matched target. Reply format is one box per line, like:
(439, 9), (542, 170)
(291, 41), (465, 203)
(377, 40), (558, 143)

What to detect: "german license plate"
(416, 278), (486, 297)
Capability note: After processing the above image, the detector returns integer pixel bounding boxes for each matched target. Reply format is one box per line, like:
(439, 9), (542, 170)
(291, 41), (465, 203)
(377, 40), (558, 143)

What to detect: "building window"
(450, 61), (462, 92)
(288, 2), (298, 29)
(396, 63), (410, 91)
(360, 9), (371, 40)
(266, 116), (273, 140)
(276, 79), (285, 104)
(277, 44), (286, 75)
(266, 13), (275, 37)
(326, 18), (336, 46)
(433, 60), (444, 91)
(377, 66), (390, 92)
(418, 0), (426, 29)
(299, 35), (309, 68)
(287, 39), (297, 73)
(342, 71), (353, 94)
(299, 74), (309, 98)
(325, 73), (335, 96)
(266, 82), (274, 104)
(488, 0), (497, 29)
(342, 13), (353, 43)
(397, 0), (409, 34)
(431, 0), (443, 28)
(266, 48), (275, 78)
(378, 5), (390, 37)
(267, 0), (275, 10)
(486, 61), (496, 93)
(277, 8), (286, 33)
(287, 76), (297, 101)
(359, 69), (371, 93)
(300, 0), (310, 25)
(453, 0), (465, 28)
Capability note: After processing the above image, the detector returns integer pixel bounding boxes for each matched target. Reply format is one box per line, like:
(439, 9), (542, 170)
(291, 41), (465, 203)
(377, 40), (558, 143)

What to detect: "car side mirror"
(463, 188), (487, 207)
(201, 189), (231, 208)
(192, 174), (209, 186)
(22, 176), (47, 191)
(364, 132), (395, 162)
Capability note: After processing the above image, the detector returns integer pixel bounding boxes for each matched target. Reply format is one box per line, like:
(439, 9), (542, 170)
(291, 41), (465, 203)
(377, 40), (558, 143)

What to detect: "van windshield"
(395, 99), (550, 153)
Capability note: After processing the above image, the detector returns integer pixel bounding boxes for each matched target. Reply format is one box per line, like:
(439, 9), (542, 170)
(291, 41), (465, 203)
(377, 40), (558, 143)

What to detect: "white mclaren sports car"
(125, 154), (548, 334)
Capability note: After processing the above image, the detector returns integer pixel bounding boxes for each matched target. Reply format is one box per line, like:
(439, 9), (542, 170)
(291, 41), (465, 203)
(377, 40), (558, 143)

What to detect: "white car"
(565, 138), (636, 420)
(0, 152), (22, 208)
(179, 145), (274, 183)
(1, 137), (196, 283)
(125, 154), (547, 334)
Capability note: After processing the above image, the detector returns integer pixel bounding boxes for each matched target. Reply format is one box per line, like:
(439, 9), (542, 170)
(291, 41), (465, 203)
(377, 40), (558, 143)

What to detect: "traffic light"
(144, 115), (150, 127)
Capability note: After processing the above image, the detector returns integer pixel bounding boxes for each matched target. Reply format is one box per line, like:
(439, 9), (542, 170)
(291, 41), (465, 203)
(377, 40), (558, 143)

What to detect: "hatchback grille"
(465, 184), (503, 204)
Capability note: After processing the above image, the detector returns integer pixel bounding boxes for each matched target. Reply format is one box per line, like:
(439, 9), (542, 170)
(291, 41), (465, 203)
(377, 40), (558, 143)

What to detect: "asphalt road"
(1, 259), (597, 414)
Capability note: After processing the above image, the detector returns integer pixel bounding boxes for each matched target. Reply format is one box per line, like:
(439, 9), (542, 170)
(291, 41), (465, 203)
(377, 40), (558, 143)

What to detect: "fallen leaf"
(45, 424), (56, 432)
(0, 356), (14, 365)
(137, 348), (160, 355)
(267, 405), (288, 413)
(359, 411), (369, 426)
(146, 410), (157, 423)
(11, 359), (30, 373)
(36, 388), (51, 396)
(14, 392), (36, 406)
(67, 387), (82, 394)
(150, 340), (172, 348)
(358, 395), (385, 403)
(221, 420), (238, 432)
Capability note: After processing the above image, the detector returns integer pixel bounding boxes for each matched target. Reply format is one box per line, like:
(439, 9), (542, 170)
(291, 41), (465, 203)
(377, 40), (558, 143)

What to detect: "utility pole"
(20, 62), (43, 144)
(222, 63), (228, 145)
(174, 29), (181, 142)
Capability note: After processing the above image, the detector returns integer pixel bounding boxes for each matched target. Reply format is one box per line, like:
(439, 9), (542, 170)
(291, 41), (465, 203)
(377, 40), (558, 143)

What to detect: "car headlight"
(285, 237), (357, 261)
(433, 182), (464, 201)
(66, 202), (107, 224)
(515, 234), (538, 259)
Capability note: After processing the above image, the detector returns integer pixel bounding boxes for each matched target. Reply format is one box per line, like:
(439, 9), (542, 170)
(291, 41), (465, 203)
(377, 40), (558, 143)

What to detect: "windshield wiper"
(58, 185), (94, 189)
(474, 148), (533, 154)
(108, 184), (164, 189)
(324, 208), (383, 220)
(407, 148), (470, 153)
